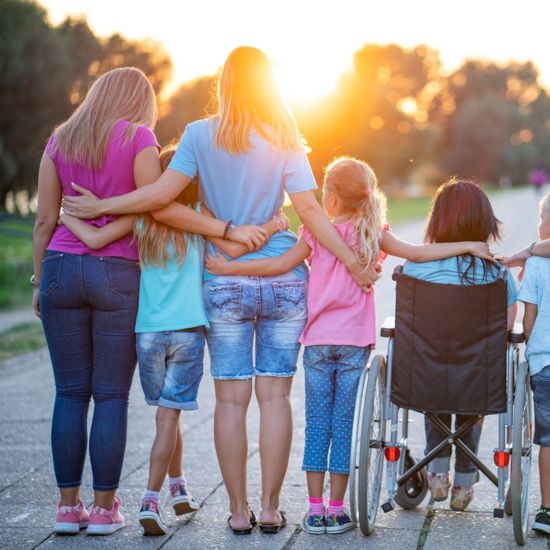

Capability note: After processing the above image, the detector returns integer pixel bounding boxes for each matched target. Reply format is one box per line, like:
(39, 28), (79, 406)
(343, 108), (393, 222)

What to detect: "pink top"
(45, 119), (159, 259)
(299, 221), (387, 347)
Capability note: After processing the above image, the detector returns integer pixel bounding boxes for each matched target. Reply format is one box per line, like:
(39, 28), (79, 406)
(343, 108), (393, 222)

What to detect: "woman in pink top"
(206, 156), (495, 534)
(32, 67), (264, 537)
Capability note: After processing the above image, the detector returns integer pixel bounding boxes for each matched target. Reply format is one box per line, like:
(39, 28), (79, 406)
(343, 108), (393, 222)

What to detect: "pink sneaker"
(54, 499), (89, 535)
(87, 496), (125, 535)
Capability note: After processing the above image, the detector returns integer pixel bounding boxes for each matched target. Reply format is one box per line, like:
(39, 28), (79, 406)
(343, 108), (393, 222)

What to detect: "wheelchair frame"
(350, 273), (532, 545)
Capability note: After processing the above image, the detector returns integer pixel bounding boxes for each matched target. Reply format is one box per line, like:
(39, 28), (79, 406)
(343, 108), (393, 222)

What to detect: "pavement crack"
(282, 525), (302, 549)
(416, 506), (436, 550)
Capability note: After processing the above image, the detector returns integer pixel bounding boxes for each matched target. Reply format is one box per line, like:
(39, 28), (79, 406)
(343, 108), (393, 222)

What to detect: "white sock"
(168, 475), (186, 486)
(142, 490), (160, 503)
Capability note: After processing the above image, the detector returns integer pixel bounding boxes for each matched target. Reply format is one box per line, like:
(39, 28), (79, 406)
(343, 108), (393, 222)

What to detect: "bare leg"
(306, 472), (325, 498)
(147, 407), (181, 491)
(214, 379), (253, 530)
(256, 376), (293, 524)
(540, 447), (550, 508)
(59, 488), (80, 507)
(94, 490), (116, 509)
(168, 427), (183, 478)
(329, 473), (349, 502)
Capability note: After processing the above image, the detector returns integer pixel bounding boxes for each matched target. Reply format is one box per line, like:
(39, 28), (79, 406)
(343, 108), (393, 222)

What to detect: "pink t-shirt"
(299, 221), (387, 347)
(45, 119), (159, 259)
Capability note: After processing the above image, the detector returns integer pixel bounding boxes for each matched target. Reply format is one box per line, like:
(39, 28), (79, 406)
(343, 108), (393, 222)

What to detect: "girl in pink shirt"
(205, 156), (494, 534)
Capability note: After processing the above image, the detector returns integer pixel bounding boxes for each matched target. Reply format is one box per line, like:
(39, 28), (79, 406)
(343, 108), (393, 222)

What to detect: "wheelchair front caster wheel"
(394, 451), (429, 510)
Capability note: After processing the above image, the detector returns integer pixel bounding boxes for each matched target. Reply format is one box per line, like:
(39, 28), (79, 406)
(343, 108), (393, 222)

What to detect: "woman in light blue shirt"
(64, 46), (379, 534)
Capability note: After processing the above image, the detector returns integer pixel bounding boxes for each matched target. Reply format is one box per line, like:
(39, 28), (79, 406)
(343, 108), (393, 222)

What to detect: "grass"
(0, 217), (34, 309)
(0, 321), (46, 363)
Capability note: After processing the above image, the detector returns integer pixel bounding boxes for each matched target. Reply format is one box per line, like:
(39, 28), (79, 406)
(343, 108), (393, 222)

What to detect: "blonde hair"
(324, 157), (387, 266)
(540, 192), (550, 213)
(52, 67), (157, 168)
(137, 145), (199, 267)
(214, 46), (306, 154)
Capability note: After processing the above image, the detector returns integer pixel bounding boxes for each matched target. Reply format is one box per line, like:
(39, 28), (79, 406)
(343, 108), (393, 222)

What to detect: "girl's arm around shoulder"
(380, 230), (495, 263)
(59, 214), (136, 250)
(201, 206), (288, 259)
(206, 237), (311, 277)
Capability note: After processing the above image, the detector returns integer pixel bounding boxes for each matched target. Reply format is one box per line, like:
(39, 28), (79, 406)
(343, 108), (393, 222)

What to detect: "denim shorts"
(136, 330), (205, 410)
(204, 273), (307, 380)
(531, 365), (550, 446)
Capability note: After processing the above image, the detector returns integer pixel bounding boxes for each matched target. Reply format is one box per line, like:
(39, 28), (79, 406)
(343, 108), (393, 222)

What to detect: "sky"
(40, 0), (550, 103)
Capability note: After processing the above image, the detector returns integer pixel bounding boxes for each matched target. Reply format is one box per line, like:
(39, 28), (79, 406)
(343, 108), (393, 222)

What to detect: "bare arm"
(63, 147), (267, 250)
(206, 238), (311, 277)
(290, 190), (380, 290)
(32, 153), (62, 317)
(505, 240), (550, 268)
(204, 207), (288, 259)
(507, 303), (517, 331)
(523, 302), (538, 340)
(381, 231), (495, 262)
(59, 214), (136, 250)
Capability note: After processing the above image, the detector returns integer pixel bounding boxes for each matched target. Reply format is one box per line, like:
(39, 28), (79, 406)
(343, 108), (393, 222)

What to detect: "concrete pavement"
(1, 186), (549, 549)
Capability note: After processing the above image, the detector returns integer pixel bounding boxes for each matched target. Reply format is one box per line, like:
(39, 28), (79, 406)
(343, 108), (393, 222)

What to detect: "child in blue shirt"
(518, 192), (550, 535)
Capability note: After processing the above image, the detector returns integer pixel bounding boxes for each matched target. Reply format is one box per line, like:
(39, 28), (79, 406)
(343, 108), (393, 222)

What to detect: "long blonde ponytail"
(324, 157), (387, 266)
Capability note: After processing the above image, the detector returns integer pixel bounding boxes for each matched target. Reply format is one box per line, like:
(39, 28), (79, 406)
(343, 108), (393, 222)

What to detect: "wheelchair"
(350, 265), (532, 545)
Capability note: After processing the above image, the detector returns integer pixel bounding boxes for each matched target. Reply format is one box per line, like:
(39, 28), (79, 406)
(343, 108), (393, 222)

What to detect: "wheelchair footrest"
(381, 500), (394, 513)
(493, 507), (504, 518)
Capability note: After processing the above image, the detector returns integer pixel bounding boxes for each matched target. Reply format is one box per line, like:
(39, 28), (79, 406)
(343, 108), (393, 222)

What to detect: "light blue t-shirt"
(168, 118), (318, 280)
(403, 256), (517, 307)
(135, 217), (208, 333)
(518, 256), (550, 376)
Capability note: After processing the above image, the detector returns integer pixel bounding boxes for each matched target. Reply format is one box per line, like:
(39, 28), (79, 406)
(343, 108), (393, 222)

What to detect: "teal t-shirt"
(135, 217), (208, 333)
(518, 256), (550, 376)
(403, 256), (517, 307)
(168, 118), (317, 280)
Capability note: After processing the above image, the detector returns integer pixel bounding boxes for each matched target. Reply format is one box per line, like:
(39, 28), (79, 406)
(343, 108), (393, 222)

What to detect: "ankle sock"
(327, 499), (344, 515)
(308, 496), (325, 516)
(168, 475), (186, 487)
(142, 490), (160, 504)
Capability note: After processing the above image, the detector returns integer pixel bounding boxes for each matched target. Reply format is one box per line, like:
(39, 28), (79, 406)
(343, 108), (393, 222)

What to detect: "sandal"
(259, 511), (287, 534)
(227, 510), (257, 535)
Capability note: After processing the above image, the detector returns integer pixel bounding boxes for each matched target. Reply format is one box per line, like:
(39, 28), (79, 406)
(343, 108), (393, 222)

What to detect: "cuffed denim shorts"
(137, 330), (205, 410)
(531, 365), (550, 446)
(204, 273), (307, 380)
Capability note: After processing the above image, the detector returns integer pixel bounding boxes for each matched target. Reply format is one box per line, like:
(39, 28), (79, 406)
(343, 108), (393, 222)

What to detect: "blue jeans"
(302, 345), (370, 474)
(137, 330), (205, 410)
(40, 252), (139, 491)
(204, 273), (307, 379)
(424, 414), (483, 486)
(531, 365), (550, 447)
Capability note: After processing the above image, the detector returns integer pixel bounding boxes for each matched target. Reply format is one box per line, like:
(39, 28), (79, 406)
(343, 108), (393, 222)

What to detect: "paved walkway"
(1, 186), (548, 549)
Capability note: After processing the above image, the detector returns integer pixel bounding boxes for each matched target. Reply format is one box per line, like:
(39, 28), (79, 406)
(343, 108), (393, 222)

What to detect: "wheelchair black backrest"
(390, 264), (508, 415)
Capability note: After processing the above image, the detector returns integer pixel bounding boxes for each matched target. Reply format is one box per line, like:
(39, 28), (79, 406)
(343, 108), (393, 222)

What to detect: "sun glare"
(278, 64), (340, 104)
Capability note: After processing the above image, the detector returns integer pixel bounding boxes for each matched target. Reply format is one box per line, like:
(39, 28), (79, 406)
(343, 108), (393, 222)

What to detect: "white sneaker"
(450, 486), (474, 511)
(428, 473), (451, 502)
(170, 483), (200, 515)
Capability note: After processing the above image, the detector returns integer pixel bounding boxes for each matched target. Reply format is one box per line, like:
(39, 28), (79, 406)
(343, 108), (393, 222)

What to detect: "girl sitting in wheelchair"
(403, 179), (517, 511)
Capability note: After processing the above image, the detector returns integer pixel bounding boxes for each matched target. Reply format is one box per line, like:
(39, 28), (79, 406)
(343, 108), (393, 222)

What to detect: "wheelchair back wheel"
(511, 361), (532, 546)
(350, 355), (386, 536)
(394, 450), (429, 509)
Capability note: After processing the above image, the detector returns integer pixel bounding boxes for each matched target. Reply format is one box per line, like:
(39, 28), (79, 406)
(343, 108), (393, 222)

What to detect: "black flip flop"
(228, 510), (257, 535)
(259, 511), (287, 534)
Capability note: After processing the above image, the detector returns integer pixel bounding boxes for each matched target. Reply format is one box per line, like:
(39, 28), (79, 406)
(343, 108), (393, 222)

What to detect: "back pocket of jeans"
(100, 257), (140, 300)
(40, 252), (64, 296)
(206, 283), (242, 319)
(272, 280), (306, 315)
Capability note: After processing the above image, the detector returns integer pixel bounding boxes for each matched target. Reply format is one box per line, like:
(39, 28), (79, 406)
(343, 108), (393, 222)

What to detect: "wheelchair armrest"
(380, 316), (395, 338)
(508, 322), (524, 344)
